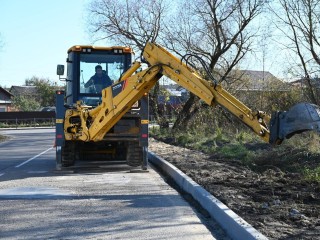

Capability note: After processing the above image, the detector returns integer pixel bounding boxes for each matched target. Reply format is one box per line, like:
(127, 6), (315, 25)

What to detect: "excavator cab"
(63, 45), (133, 106)
(55, 45), (149, 170)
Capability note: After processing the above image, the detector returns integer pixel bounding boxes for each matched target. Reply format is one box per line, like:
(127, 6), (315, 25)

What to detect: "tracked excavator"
(55, 42), (320, 170)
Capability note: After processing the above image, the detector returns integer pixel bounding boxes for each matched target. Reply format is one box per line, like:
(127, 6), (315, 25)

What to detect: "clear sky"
(0, 0), (92, 88)
(0, 0), (293, 88)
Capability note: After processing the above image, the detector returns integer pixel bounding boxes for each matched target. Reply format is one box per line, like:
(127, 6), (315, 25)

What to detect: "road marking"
(15, 147), (53, 168)
(0, 187), (73, 199)
(27, 171), (48, 174)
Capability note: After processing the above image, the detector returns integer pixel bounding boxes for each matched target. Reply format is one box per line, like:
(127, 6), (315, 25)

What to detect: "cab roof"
(68, 45), (133, 53)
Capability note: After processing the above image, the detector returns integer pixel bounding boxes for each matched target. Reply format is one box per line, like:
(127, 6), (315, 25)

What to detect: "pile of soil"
(149, 138), (320, 239)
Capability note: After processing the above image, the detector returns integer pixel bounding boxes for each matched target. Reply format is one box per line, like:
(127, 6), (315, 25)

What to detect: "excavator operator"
(85, 65), (113, 93)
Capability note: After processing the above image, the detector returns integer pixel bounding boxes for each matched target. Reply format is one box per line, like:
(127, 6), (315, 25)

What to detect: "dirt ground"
(149, 138), (320, 240)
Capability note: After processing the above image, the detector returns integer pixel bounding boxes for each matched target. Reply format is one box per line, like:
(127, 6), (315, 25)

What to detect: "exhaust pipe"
(269, 103), (320, 145)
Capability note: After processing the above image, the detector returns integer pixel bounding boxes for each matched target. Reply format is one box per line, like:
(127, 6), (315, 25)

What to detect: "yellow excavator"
(55, 42), (320, 170)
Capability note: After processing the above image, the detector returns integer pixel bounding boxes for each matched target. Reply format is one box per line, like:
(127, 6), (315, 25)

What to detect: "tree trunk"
(172, 93), (200, 131)
(149, 82), (170, 129)
(305, 76), (319, 105)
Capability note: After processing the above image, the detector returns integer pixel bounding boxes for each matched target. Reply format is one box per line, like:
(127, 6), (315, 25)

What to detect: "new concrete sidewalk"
(148, 151), (268, 240)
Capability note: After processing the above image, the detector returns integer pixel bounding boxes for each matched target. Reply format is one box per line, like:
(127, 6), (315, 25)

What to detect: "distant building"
(9, 85), (38, 97)
(0, 87), (13, 112)
(161, 70), (290, 101)
(162, 84), (189, 99)
(230, 70), (290, 92)
(290, 77), (320, 89)
(160, 84), (189, 111)
(163, 70), (289, 92)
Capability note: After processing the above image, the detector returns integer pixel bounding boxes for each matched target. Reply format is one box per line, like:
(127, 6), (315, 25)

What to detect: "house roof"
(162, 84), (188, 91)
(166, 89), (182, 96)
(10, 85), (38, 95)
(0, 87), (14, 97)
(290, 78), (320, 88)
(162, 69), (290, 94)
(239, 70), (276, 82)
(229, 70), (290, 91)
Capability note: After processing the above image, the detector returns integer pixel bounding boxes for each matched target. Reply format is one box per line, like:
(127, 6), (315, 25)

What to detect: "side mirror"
(57, 65), (65, 76)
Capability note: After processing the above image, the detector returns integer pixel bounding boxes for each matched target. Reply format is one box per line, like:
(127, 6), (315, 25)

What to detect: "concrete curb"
(148, 151), (268, 240)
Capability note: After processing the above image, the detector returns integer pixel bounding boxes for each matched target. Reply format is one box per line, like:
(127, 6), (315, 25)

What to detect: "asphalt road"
(0, 128), (228, 240)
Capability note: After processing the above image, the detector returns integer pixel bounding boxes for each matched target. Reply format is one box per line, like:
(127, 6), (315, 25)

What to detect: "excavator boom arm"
(142, 42), (270, 142)
(64, 42), (320, 144)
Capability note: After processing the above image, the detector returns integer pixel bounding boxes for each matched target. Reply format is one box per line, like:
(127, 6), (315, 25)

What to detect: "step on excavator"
(55, 42), (320, 170)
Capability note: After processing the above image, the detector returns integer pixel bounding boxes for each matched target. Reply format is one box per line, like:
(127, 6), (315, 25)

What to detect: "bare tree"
(272, 0), (320, 104)
(88, 0), (171, 127)
(88, 0), (168, 52)
(163, 0), (268, 130)
(87, 0), (268, 130)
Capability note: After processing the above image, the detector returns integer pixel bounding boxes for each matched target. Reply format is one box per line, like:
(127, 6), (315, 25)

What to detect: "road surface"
(0, 128), (228, 239)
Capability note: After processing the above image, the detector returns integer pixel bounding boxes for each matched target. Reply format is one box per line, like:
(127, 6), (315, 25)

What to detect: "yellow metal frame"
(64, 42), (271, 143)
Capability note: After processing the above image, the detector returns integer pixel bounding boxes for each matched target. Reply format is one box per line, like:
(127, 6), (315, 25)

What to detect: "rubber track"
(61, 142), (75, 167)
(126, 142), (143, 167)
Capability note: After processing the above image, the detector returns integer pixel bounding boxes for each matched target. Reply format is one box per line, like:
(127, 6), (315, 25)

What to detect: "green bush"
(217, 143), (256, 166)
(303, 167), (320, 182)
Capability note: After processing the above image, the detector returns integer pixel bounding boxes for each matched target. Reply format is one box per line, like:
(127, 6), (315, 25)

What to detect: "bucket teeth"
(269, 103), (320, 144)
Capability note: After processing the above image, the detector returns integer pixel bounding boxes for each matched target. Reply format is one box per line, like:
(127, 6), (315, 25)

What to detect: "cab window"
(79, 54), (125, 94)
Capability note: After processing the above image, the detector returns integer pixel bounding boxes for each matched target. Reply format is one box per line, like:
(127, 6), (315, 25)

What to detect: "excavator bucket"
(269, 103), (320, 145)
